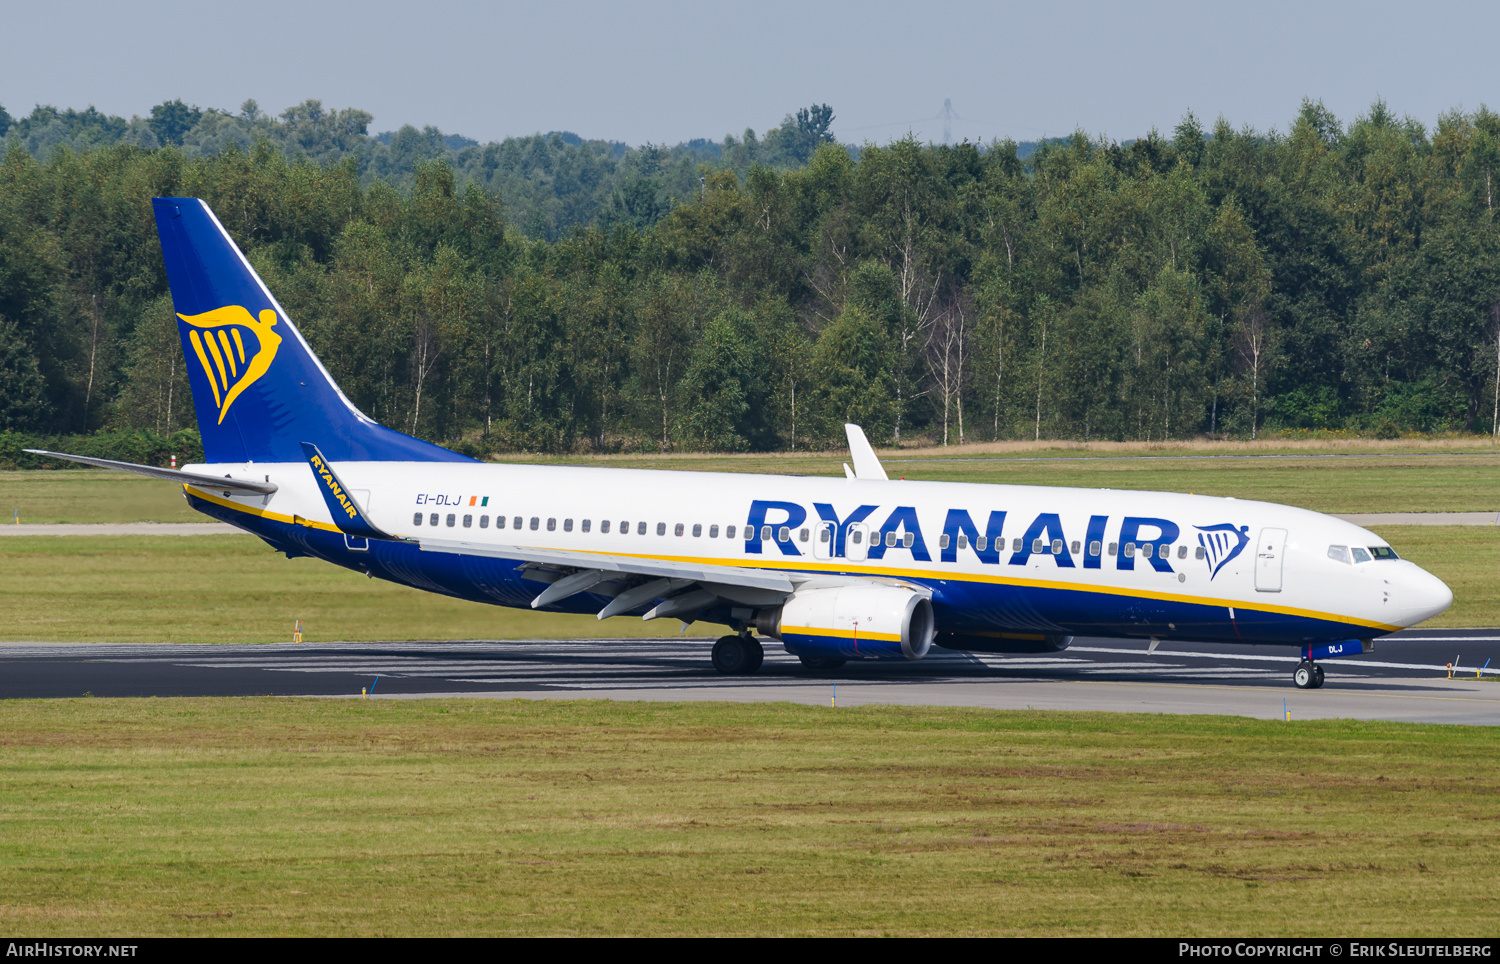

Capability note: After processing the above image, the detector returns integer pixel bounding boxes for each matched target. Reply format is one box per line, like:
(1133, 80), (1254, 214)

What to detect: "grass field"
(7, 439), (1500, 524)
(0, 525), (1496, 643)
(0, 698), (1494, 937)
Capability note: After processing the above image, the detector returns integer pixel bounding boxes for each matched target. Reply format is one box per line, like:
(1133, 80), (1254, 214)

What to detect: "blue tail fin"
(152, 197), (473, 465)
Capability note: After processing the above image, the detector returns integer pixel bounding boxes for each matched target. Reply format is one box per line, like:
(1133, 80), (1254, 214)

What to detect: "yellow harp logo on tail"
(177, 306), (283, 424)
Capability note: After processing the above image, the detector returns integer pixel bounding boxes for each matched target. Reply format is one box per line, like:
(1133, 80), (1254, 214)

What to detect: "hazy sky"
(5, 1), (1498, 146)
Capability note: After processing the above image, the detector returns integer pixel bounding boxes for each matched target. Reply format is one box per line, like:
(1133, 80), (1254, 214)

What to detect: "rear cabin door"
(1255, 527), (1288, 592)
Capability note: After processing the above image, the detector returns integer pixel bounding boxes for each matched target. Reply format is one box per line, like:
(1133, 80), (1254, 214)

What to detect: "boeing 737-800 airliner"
(30, 198), (1454, 688)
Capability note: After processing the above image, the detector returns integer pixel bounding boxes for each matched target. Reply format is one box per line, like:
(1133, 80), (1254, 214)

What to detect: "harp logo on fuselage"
(178, 305), (283, 424)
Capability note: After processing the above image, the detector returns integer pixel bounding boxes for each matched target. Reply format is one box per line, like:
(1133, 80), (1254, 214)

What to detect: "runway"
(2, 629), (1496, 724)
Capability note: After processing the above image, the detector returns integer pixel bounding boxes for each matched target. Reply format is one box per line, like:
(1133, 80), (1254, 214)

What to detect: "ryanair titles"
(743, 500), (1250, 579)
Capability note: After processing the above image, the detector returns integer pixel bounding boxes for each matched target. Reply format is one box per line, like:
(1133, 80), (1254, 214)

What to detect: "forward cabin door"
(1255, 527), (1288, 592)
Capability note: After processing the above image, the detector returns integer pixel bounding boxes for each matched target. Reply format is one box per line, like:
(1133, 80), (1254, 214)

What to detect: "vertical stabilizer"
(153, 197), (472, 465)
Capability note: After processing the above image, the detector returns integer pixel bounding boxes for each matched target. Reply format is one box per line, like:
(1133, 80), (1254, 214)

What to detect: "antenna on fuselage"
(844, 424), (889, 481)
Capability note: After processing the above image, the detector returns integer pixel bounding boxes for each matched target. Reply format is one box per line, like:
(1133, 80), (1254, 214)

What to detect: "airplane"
(28, 197), (1454, 690)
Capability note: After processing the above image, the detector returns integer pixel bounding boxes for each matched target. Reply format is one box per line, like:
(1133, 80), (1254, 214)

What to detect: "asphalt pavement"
(2, 629), (1495, 724)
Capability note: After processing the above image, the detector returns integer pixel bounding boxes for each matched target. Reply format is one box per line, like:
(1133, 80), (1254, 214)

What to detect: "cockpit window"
(1327, 545), (1350, 564)
(1351, 547), (1372, 564)
(1369, 546), (1399, 560)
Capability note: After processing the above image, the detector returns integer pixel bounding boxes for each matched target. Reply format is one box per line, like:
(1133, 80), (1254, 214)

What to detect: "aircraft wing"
(414, 536), (905, 622)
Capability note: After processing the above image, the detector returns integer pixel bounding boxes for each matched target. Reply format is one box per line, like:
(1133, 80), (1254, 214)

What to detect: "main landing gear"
(1293, 660), (1325, 689)
(711, 634), (764, 675)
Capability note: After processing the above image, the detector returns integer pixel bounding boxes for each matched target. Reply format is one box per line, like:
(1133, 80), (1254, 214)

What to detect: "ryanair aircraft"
(30, 199), (1454, 689)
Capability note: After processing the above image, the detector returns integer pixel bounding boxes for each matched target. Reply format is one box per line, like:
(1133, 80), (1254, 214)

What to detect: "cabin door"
(845, 522), (870, 561)
(812, 521), (835, 560)
(1255, 527), (1287, 592)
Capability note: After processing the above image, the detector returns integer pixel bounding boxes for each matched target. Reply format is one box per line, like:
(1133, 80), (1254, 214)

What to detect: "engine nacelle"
(935, 631), (1073, 654)
(757, 586), (935, 661)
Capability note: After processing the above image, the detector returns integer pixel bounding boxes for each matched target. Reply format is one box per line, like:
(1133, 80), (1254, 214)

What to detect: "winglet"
(301, 442), (392, 540)
(844, 424), (888, 481)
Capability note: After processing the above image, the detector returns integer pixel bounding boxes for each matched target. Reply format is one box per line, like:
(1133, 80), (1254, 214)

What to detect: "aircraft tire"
(1293, 661), (1314, 689)
(741, 637), (764, 674)
(711, 635), (749, 675)
(798, 655), (846, 671)
(1312, 664), (1325, 688)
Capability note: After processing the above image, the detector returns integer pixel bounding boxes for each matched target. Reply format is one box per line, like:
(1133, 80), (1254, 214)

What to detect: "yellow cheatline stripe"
(189, 492), (1399, 633)
(202, 328), (229, 390)
(231, 328), (246, 364)
(185, 486), (344, 535)
(782, 625), (902, 642)
(218, 329), (238, 377)
(188, 331), (222, 409)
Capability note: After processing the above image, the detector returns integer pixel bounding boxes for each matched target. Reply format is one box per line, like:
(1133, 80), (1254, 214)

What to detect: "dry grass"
(0, 698), (1494, 936)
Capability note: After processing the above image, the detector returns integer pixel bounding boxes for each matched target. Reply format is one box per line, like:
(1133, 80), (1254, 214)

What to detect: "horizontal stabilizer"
(23, 449), (278, 494)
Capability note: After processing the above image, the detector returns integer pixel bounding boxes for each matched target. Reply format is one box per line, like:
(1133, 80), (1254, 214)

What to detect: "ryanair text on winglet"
(309, 452), (358, 521)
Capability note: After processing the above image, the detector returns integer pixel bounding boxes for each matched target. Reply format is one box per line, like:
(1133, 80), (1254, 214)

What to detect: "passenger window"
(413, 512), (423, 526)
(1194, 546), (1205, 559)
(851, 530), (863, 545)
(1032, 539), (1043, 553)
(1351, 547), (1372, 563)
(939, 534), (951, 550)
(903, 532), (915, 548)
(710, 525), (720, 538)
(1108, 542), (1117, 555)
(799, 528), (809, 542)
(1141, 544), (1152, 559)
(1013, 538), (1023, 552)
(674, 523), (684, 536)
(976, 536), (988, 551)
(547, 518), (557, 532)
(818, 528), (829, 543)
(780, 526), (792, 543)
(446, 513), (456, 527)
(463, 514), (472, 528)
(1089, 541), (1101, 556)
(530, 517), (540, 531)
(726, 526), (736, 539)
(581, 519), (590, 533)
(761, 525), (772, 541)
(1052, 539), (1063, 554)
(638, 521), (647, 535)
(513, 516), (522, 529)
(692, 524), (702, 537)
(480, 515), (489, 528)
(657, 522), (667, 536)
(1124, 543), (1136, 557)
(430, 513), (439, 527)
(495, 515), (505, 529)
(563, 519), (573, 532)
(956, 533), (967, 549)
(887, 532), (898, 547)
(1071, 541), (1081, 554)
(601, 520), (611, 533)
(1177, 545), (1187, 559)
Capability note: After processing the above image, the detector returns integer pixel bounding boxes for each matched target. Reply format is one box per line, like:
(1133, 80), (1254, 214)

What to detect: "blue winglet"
(302, 442), (392, 540)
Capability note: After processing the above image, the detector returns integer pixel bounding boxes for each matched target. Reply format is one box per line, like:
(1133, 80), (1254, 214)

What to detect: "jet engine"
(755, 585), (935, 661)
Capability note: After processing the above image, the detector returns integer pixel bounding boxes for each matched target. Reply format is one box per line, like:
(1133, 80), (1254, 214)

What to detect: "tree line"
(4, 97), (1500, 459)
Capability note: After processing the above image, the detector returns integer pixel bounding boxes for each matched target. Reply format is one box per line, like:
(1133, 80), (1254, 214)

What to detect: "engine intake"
(756, 585), (935, 661)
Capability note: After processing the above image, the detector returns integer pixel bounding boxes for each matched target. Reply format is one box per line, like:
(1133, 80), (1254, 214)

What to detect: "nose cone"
(1398, 564), (1453, 627)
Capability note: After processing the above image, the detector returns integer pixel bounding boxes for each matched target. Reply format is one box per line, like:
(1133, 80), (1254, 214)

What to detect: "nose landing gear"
(1293, 660), (1325, 689)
